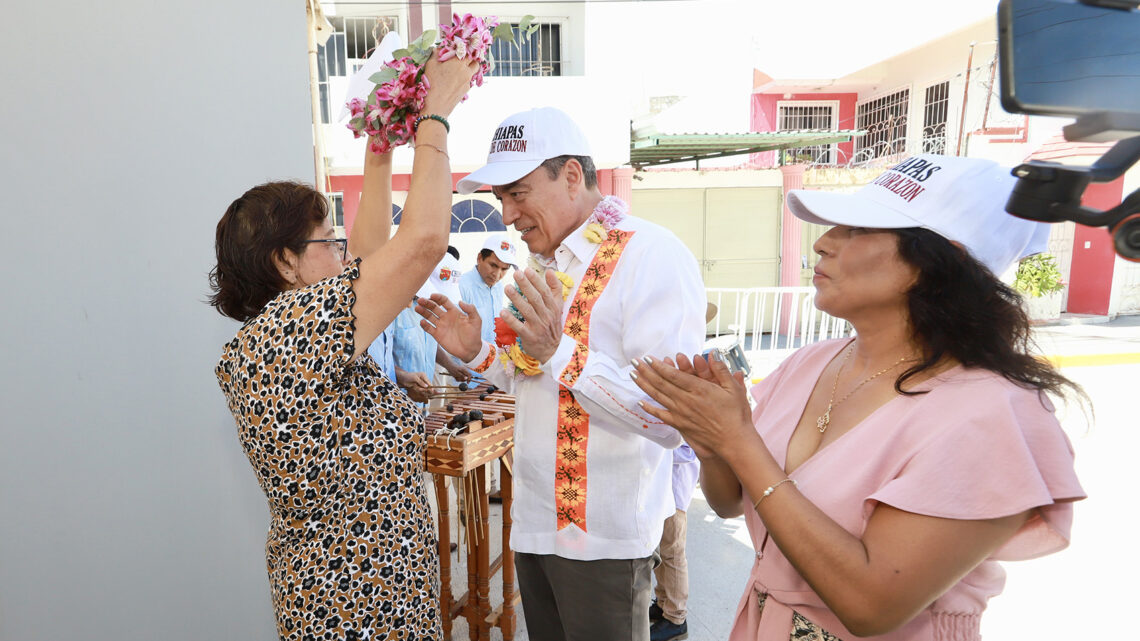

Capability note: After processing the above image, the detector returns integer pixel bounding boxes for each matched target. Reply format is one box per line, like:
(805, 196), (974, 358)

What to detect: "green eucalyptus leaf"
(418, 29), (437, 48)
(519, 15), (533, 31)
(368, 67), (398, 85)
(391, 47), (411, 59)
(492, 23), (516, 43)
(526, 24), (540, 37)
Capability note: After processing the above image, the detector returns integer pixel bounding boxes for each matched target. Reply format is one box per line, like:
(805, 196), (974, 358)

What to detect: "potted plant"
(1013, 253), (1065, 321)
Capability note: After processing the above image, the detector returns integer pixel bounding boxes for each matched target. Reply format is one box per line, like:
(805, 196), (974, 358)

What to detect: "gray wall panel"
(0, 2), (311, 639)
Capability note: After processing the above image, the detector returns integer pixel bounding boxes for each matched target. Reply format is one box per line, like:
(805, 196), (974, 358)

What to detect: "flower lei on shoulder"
(493, 196), (628, 377)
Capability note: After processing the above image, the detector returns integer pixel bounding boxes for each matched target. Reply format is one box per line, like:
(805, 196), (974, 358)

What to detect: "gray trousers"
(515, 552), (655, 641)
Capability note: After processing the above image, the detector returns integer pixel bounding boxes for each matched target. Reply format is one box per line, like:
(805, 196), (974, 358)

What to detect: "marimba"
(424, 383), (518, 641)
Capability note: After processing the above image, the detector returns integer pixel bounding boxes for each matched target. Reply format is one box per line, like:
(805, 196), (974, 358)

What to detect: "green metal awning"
(630, 130), (864, 169)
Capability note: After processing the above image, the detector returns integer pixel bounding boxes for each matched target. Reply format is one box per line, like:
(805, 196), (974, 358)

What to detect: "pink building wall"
(750, 92), (857, 167)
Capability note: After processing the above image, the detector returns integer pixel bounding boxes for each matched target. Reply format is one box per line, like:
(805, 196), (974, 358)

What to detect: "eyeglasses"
(302, 238), (349, 261)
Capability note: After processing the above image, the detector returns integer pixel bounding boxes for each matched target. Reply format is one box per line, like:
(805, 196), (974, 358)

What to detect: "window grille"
(488, 23), (563, 77)
(328, 193), (344, 228)
(855, 88), (910, 162)
(450, 200), (506, 233)
(316, 16), (400, 124)
(777, 102), (838, 165)
(922, 81), (950, 155)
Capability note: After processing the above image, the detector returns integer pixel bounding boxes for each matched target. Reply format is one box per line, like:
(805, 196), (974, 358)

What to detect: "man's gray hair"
(540, 155), (597, 189)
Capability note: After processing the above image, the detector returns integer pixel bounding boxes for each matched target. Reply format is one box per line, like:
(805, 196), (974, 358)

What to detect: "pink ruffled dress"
(729, 339), (1085, 641)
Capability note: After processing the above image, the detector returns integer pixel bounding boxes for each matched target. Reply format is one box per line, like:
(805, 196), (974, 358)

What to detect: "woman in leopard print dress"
(209, 55), (477, 640)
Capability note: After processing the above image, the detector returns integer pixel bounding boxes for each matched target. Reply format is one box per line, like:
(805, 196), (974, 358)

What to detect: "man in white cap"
(392, 253), (473, 396)
(459, 232), (517, 344)
(417, 106), (706, 641)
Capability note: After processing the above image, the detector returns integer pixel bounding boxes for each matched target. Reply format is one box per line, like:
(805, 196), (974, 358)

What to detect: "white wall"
(0, 2), (310, 639)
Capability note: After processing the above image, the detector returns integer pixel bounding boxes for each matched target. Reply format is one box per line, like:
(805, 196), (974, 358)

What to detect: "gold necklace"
(816, 344), (911, 433)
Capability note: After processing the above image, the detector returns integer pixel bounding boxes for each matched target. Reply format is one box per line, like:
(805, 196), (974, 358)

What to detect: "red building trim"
(1066, 178), (1123, 315)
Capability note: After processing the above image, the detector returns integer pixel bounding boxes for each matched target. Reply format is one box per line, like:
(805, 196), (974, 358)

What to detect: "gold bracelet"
(415, 142), (449, 159)
(752, 478), (797, 511)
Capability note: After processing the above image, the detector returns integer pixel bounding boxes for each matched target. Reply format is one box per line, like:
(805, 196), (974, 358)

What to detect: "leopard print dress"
(216, 261), (440, 640)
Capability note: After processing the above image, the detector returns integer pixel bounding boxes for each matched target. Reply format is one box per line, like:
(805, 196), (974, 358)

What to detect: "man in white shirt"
(458, 233), (517, 343)
(417, 107), (706, 641)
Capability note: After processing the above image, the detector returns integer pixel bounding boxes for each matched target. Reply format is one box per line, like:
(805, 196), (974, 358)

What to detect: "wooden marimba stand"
(424, 386), (519, 641)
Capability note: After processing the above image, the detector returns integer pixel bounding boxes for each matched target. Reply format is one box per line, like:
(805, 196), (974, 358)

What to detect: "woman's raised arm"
(350, 54), (477, 359)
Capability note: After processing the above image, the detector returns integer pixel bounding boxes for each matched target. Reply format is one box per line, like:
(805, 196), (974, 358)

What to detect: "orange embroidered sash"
(553, 228), (635, 531)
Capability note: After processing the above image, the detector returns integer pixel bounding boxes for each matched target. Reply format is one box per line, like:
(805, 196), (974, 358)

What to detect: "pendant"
(816, 404), (832, 433)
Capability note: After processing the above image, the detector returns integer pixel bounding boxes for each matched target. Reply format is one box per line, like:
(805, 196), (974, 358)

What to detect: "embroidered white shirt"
(464, 211), (706, 560)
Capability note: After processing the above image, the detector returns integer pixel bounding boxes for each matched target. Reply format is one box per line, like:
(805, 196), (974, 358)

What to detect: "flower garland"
(496, 196), (628, 377)
(345, 14), (538, 155)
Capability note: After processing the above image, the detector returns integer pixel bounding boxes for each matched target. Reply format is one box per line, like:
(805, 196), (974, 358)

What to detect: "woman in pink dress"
(631, 154), (1086, 641)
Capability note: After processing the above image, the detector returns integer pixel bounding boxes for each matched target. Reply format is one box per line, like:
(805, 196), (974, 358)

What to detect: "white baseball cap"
(428, 253), (463, 302)
(786, 154), (1051, 276)
(414, 279), (438, 300)
(456, 107), (593, 195)
(481, 233), (519, 267)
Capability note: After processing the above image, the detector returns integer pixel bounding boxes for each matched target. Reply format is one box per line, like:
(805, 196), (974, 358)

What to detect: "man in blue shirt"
(393, 253), (472, 388)
(458, 233), (518, 343)
(456, 234), (517, 502)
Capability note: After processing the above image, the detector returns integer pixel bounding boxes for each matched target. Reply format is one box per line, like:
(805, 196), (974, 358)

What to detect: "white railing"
(706, 287), (852, 379)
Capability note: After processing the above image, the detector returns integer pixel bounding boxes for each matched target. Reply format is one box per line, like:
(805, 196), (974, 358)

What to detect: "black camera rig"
(1001, 0), (1140, 261)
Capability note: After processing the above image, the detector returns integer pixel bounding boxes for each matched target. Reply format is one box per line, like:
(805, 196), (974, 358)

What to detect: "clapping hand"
(631, 353), (755, 461)
(500, 268), (565, 364)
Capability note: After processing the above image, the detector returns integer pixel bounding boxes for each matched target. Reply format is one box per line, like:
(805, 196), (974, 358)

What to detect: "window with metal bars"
(777, 102), (838, 164)
(315, 16), (400, 124)
(855, 88), (910, 162)
(487, 23), (563, 77)
(328, 193), (344, 228)
(922, 81), (950, 155)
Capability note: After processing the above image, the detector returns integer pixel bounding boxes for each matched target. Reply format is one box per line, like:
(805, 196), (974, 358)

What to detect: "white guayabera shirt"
(463, 210), (706, 561)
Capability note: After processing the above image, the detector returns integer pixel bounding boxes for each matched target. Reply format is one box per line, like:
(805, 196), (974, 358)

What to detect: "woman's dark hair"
(208, 181), (328, 322)
(891, 227), (1085, 403)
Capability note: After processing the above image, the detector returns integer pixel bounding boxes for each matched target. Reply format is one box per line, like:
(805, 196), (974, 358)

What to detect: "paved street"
(450, 314), (1140, 640)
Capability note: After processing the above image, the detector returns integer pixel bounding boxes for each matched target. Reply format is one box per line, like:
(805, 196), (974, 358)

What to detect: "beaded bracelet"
(413, 113), (450, 133)
(752, 478), (797, 511)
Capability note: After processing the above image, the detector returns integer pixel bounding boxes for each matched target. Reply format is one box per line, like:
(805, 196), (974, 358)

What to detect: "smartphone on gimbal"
(998, 0), (1140, 260)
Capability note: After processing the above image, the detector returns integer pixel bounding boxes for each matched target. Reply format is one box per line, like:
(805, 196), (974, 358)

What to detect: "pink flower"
(590, 196), (629, 229)
(344, 13), (506, 153)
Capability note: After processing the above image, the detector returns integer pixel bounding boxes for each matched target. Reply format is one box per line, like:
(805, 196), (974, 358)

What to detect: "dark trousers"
(515, 552), (655, 641)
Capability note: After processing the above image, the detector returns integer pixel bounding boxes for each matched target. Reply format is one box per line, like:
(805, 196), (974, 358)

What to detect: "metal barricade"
(706, 287), (852, 379)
